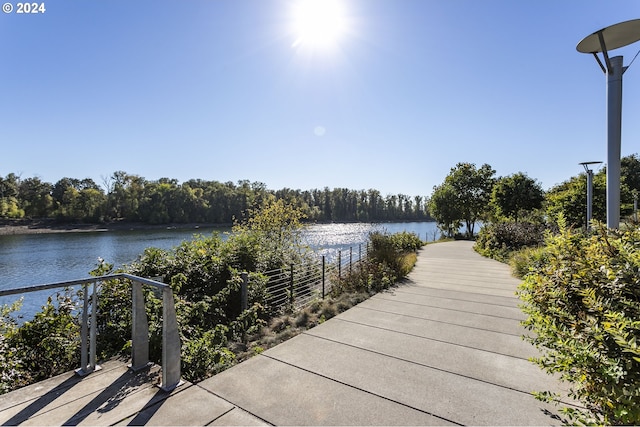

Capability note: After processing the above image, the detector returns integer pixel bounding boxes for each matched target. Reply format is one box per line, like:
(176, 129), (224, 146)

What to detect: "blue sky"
(2, 1), (640, 197)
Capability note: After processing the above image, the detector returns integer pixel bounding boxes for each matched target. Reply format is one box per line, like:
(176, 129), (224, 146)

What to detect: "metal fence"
(0, 274), (182, 391)
(244, 243), (369, 313)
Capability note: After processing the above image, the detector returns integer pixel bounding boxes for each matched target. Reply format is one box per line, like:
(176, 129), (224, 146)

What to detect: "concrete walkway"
(0, 241), (570, 425)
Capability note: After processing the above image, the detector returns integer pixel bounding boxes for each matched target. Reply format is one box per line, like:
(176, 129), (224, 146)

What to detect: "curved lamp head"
(579, 161), (602, 173)
(577, 19), (640, 53)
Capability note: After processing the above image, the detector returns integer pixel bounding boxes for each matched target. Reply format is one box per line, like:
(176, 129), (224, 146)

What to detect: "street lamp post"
(577, 19), (640, 229)
(580, 161), (602, 231)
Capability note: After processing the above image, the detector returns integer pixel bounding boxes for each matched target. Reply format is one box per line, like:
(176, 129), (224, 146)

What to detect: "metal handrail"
(0, 274), (182, 391)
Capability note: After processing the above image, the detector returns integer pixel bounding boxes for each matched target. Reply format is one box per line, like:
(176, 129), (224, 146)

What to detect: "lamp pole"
(580, 161), (602, 231)
(577, 19), (640, 229)
(606, 56), (624, 229)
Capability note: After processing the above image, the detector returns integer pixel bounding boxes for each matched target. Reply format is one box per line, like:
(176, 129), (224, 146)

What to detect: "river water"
(0, 221), (441, 318)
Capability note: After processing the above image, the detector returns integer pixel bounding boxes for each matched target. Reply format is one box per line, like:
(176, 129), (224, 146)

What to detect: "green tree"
(18, 177), (54, 218)
(75, 188), (106, 222)
(544, 154), (640, 228)
(138, 179), (177, 224)
(491, 172), (544, 222)
(0, 174), (24, 218)
(545, 171), (606, 229)
(0, 197), (23, 218)
(428, 183), (462, 237)
(52, 178), (105, 221)
(105, 171), (146, 221)
(621, 153), (640, 192)
(232, 196), (310, 269)
(430, 163), (495, 237)
(0, 173), (19, 199)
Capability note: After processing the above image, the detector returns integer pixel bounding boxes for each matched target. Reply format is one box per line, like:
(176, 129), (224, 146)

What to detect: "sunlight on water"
(302, 223), (382, 261)
(302, 221), (442, 262)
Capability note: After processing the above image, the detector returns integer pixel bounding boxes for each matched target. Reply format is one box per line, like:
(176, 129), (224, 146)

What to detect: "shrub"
(508, 246), (548, 279)
(335, 231), (422, 295)
(181, 325), (235, 382)
(475, 221), (548, 262)
(518, 222), (640, 424)
(6, 291), (81, 386)
(0, 300), (25, 393)
(388, 231), (424, 252)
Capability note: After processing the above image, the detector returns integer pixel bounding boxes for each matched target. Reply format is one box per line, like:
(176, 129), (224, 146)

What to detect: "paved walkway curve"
(0, 241), (571, 426)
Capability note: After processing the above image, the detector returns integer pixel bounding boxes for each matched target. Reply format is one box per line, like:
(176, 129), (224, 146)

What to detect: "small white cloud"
(314, 126), (326, 136)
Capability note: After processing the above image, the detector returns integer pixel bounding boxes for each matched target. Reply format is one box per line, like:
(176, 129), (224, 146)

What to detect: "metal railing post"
(76, 281), (100, 376)
(322, 256), (326, 299)
(89, 280), (98, 372)
(241, 272), (248, 311)
(289, 264), (295, 309)
(130, 281), (150, 371)
(76, 283), (90, 376)
(349, 246), (353, 275)
(161, 286), (182, 391)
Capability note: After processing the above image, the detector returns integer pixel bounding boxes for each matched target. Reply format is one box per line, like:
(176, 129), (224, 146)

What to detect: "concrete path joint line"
(403, 280), (520, 296)
(353, 305), (524, 336)
(330, 317), (531, 361)
(386, 290), (520, 309)
(301, 330), (539, 396)
(261, 353), (464, 426)
(193, 384), (275, 426)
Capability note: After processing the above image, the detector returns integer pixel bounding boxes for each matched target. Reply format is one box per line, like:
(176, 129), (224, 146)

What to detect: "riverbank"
(0, 219), (439, 237)
(0, 220), (231, 236)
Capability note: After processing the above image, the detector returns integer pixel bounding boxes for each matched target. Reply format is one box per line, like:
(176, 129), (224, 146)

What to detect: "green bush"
(181, 325), (235, 382)
(475, 221), (548, 262)
(518, 222), (640, 425)
(0, 300), (25, 393)
(6, 292), (81, 387)
(388, 231), (424, 252)
(508, 245), (548, 279)
(335, 231), (422, 295)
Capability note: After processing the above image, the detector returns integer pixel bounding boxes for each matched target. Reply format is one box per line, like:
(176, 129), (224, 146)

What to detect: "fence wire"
(258, 243), (369, 314)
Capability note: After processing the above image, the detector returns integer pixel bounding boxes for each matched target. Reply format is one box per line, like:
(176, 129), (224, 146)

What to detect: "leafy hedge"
(334, 231), (423, 294)
(0, 292), (80, 393)
(475, 221), (548, 262)
(517, 222), (640, 425)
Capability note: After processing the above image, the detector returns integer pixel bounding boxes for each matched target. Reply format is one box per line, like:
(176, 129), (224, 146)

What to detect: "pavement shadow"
(125, 388), (169, 426)
(62, 367), (159, 426)
(2, 375), (81, 426)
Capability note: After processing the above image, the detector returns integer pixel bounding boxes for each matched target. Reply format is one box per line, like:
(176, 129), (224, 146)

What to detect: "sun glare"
(291, 0), (347, 50)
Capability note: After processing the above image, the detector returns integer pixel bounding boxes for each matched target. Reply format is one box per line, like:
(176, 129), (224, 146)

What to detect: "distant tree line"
(0, 170), (432, 224)
(428, 154), (640, 237)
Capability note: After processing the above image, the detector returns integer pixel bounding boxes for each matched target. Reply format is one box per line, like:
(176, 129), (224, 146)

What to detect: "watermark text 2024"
(2, 2), (46, 14)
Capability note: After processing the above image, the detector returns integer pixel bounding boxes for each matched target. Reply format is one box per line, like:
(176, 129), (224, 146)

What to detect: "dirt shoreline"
(0, 221), (232, 236)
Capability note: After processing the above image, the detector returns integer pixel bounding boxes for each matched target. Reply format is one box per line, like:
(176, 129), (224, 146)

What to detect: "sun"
(291, 0), (348, 50)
